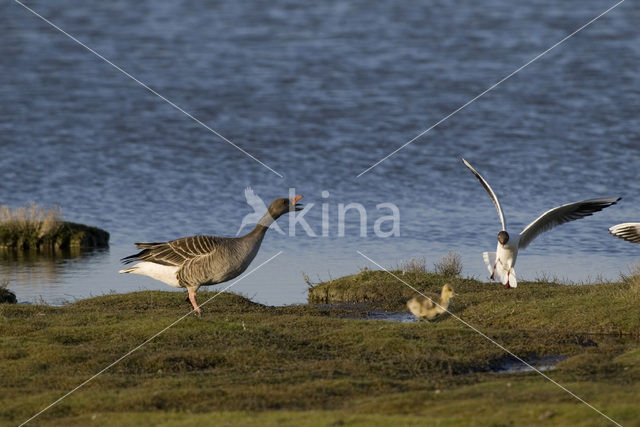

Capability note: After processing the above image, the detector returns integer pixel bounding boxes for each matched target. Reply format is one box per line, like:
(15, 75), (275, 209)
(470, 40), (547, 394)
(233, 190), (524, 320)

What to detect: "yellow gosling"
(407, 284), (455, 321)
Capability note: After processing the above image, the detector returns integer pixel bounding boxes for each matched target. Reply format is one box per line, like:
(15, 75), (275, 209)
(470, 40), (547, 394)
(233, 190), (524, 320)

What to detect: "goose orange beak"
(293, 195), (303, 211)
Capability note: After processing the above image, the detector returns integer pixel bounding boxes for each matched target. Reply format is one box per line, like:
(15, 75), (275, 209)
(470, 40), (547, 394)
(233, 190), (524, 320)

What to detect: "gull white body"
(484, 237), (519, 288)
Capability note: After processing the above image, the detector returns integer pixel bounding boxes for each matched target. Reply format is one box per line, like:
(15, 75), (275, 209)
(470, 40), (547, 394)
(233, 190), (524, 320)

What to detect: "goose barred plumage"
(119, 195), (303, 315)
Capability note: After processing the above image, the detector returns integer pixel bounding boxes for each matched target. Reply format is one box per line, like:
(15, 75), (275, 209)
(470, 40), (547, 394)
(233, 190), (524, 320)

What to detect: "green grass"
(1, 271), (639, 426)
(309, 270), (640, 335)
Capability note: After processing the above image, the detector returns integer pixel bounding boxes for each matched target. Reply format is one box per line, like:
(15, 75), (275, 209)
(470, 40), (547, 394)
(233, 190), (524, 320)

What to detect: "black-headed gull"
(462, 158), (620, 288)
(609, 223), (640, 243)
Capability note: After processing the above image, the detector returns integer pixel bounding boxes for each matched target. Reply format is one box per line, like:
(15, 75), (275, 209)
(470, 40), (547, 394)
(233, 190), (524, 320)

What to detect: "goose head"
(268, 195), (303, 220)
(497, 230), (509, 245)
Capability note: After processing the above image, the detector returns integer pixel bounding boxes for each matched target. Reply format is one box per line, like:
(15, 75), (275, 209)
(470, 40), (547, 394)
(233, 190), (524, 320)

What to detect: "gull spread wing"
(462, 158), (506, 231)
(518, 197), (620, 249)
(609, 223), (640, 244)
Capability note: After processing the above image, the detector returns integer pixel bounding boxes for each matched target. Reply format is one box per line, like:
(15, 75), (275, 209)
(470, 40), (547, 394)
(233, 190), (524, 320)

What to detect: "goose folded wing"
(177, 240), (239, 287)
(518, 197), (620, 249)
(126, 235), (223, 266)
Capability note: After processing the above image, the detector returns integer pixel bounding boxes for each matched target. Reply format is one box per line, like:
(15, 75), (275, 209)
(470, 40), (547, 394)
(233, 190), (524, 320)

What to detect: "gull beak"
(293, 195), (303, 211)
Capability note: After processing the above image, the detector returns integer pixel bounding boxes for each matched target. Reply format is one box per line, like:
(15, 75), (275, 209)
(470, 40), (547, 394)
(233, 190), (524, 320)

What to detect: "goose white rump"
(462, 158), (620, 288)
(119, 262), (180, 287)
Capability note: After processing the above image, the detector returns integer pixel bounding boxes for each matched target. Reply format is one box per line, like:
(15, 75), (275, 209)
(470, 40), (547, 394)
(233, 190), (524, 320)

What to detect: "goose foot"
(188, 292), (202, 317)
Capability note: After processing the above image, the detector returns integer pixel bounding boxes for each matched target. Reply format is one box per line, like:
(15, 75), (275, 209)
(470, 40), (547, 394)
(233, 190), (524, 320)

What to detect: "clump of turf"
(0, 283), (16, 304)
(0, 204), (108, 250)
(308, 268), (477, 310)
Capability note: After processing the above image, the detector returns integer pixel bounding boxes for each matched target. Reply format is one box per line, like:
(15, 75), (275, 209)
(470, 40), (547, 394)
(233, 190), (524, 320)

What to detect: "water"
(1, 0), (638, 305)
(366, 311), (416, 323)
(492, 355), (567, 374)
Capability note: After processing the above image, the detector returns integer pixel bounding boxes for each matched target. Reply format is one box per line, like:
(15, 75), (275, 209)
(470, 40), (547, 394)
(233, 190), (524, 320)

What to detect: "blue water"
(1, 0), (638, 305)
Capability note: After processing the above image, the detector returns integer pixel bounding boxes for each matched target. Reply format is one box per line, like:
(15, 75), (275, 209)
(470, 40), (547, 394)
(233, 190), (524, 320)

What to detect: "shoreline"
(5, 266), (636, 308)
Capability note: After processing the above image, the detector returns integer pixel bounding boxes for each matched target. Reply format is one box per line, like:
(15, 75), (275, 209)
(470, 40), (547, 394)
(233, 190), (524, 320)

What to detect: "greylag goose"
(462, 158), (620, 288)
(119, 195), (303, 315)
(609, 223), (640, 243)
(407, 284), (455, 320)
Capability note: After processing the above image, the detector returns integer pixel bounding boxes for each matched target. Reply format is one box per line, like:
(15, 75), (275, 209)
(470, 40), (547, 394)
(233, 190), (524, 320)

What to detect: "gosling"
(407, 284), (455, 321)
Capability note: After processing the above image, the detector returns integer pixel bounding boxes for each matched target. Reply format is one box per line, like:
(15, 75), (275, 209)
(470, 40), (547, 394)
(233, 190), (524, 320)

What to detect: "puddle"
(366, 310), (452, 323)
(491, 356), (567, 374)
(312, 304), (419, 322)
(366, 311), (416, 323)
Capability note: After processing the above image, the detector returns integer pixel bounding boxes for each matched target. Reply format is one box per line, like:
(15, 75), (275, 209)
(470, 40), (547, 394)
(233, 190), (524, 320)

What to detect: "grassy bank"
(309, 270), (640, 337)
(1, 272), (639, 426)
(0, 204), (109, 250)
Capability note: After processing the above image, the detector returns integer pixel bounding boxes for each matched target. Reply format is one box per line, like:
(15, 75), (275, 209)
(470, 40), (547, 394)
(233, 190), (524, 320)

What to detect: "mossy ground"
(1, 271), (639, 426)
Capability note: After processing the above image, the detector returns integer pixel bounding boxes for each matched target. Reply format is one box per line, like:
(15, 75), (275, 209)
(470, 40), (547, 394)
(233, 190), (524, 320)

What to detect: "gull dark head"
(497, 231), (509, 245)
(268, 195), (303, 219)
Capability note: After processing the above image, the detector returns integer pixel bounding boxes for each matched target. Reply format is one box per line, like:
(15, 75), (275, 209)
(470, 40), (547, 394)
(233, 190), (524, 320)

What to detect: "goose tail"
(121, 242), (166, 265)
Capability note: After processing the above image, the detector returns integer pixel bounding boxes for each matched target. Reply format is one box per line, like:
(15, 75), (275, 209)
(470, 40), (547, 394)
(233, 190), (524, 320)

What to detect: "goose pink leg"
(188, 292), (202, 316)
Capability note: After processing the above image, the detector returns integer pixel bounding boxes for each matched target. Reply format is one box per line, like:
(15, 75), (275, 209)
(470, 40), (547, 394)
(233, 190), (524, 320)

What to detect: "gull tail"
(505, 268), (518, 288)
